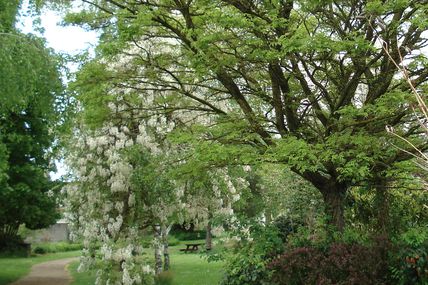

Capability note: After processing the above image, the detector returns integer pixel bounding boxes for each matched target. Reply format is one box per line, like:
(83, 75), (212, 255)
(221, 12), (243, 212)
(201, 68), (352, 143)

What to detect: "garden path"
(10, 257), (78, 285)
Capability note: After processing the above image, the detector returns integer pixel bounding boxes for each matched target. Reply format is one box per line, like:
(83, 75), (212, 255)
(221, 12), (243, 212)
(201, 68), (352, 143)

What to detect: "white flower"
(125, 139), (134, 147)
(107, 102), (117, 112)
(111, 180), (126, 193)
(122, 268), (133, 285)
(109, 126), (119, 136)
(142, 265), (153, 274)
(101, 244), (112, 260)
(115, 201), (124, 213)
(128, 193), (136, 207)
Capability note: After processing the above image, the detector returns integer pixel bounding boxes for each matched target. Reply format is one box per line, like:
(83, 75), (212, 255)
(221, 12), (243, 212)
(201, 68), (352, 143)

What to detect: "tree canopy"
(64, 0), (428, 231)
(0, 0), (65, 247)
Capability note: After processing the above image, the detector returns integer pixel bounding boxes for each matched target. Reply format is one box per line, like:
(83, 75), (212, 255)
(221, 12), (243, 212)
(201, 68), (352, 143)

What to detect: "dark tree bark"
(320, 184), (347, 233)
(374, 177), (390, 236)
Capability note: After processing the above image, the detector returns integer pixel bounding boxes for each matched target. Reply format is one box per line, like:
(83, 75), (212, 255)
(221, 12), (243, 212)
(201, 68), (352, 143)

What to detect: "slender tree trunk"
(205, 220), (212, 251)
(153, 224), (163, 275)
(321, 184), (347, 233)
(161, 224), (171, 271)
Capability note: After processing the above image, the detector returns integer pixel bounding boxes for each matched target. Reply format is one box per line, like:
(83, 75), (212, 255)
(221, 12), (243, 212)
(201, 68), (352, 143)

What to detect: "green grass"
(0, 240), (224, 285)
(169, 254), (224, 285)
(69, 261), (97, 285)
(0, 250), (81, 285)
(70, 240), (224, 285)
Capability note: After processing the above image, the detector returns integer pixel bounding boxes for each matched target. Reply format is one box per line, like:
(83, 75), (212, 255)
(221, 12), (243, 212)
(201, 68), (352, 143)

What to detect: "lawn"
(70, 240), (225, 285)
(0, 240), (224, 285)
(169, 253), (224, 285)
(0, 250), (81, 285)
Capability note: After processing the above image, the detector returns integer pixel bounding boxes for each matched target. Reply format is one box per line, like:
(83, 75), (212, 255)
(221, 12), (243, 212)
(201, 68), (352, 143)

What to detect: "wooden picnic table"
(179, 243), (203, 253)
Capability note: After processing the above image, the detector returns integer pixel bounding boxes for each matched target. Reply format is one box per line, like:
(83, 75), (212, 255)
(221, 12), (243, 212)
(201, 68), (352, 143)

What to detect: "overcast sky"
(19, 3), (98, 57)
(18, 2), (98, 180)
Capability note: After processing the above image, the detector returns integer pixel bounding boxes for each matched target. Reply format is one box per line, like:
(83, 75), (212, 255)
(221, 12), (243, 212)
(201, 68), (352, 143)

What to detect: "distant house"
(24, 219), (69, 243)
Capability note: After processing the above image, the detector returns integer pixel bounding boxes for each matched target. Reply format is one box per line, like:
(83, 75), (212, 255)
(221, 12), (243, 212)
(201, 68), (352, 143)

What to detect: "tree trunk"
(153, 224), (163, 275)
(374, 178), (390, 236)
(321, 185), (347, 233)
(300, 171), (348, 235)
(0, 224), (20, 249)
(205, 220), (212, 251)
(161, 224), (171, 271)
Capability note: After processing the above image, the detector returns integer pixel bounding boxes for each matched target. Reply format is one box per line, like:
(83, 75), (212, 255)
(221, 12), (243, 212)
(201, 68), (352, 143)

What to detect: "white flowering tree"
(64, 79), (184, 280)
(65, 125), (151, 284)
(64, 57), (254, 282)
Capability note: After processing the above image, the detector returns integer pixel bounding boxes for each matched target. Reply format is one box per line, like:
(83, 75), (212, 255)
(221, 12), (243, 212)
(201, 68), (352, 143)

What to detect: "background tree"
(0, 0), (65, 249)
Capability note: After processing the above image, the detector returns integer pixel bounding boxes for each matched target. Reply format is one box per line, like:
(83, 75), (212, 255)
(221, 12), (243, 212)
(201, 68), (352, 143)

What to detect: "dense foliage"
(0, 0), (64, 250)
(56, 0), (428, 233)
(35, 0), (428, 284)
(268, 238), (393, 285)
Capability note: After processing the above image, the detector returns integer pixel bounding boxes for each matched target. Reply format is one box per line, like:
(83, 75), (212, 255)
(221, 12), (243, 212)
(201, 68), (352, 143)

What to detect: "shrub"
(273, 215), (302, 242)
(221, 223), (283, 285)
(268, 238), (393, 285)
(33, 246), (47, 254)
(221, 251), (270, 285)
(391, 227), (428, 284)
(167, 236), (180, 246)
(172, 230), (206, 241)
(0, 236), (31, 257)
(32, 241), (83, 254)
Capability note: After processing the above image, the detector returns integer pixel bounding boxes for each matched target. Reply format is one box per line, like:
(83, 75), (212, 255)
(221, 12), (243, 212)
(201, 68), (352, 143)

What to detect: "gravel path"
(10, 257), (78, 285)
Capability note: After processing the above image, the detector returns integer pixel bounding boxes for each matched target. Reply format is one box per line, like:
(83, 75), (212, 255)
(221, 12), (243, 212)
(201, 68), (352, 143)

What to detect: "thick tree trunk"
(300, 171), (348, 234)
(374, 178), (390, 236)
(153, 224), (163, 275)
(321, 185), (347, 233)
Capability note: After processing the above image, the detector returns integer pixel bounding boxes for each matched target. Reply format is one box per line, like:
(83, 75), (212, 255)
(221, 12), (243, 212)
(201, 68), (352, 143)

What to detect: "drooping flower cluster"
(177, 167), (249, 231)
(64, 120), (153, 285)
(64, 46), (251, 283)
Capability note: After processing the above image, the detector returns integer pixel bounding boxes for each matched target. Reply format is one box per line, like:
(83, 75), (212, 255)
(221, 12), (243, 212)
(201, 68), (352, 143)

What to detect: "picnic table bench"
(179, 243), (203, 253)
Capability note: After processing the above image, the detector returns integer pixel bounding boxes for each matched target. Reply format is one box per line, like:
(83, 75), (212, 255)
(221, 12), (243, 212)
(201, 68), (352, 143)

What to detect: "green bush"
(221, 222), (283, 285)
(274, 215), (302, 242)
(141, 236), (180, 248)
(32, 241), (83, 254)
(167, 236), (180, 246)
(221, 251), (271, 285)
(0, 236), (31, 257)
(172, 230), (206, 241)
(33, 246), (47, 254)
(391, 227), (428, 284)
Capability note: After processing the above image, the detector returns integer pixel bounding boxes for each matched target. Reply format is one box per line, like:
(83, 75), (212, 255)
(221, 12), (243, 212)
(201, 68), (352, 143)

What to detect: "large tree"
(65, 0), (427, 231)
(0, 0), (64, 247)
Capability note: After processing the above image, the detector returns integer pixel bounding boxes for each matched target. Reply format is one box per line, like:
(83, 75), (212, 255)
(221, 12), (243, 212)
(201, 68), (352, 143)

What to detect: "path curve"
(10, 257), (78, 285)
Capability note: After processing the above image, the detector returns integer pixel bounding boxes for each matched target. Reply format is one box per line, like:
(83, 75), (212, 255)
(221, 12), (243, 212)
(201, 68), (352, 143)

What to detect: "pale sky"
(19, 2), (98, 180)
(19, 2), (98, 57)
